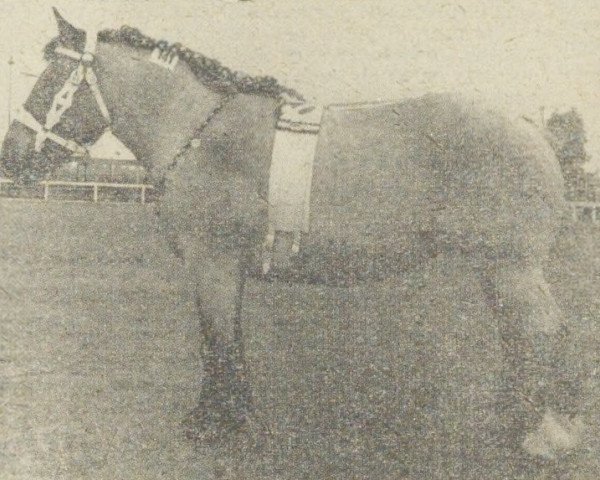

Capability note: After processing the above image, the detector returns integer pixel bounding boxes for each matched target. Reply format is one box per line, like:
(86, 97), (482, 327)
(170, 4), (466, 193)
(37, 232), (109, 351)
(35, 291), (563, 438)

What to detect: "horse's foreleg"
(185, 242), (251, 441)
(193, 248), (245, 347)
(481, 262), (583, 458)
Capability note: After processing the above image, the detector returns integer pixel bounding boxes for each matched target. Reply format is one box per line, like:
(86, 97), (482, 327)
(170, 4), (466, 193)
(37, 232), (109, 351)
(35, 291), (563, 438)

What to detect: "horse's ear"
(52, 7), (86, 50)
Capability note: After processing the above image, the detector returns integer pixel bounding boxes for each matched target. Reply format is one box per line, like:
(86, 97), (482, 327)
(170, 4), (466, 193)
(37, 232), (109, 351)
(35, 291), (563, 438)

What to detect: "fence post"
(43, 182), (49, 201)
(93, 184), (98, 203)
(140, 185), (146, 204)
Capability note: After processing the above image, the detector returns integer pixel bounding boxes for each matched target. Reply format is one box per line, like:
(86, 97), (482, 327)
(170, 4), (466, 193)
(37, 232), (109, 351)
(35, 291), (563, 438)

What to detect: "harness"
(14, 30), (111, 155)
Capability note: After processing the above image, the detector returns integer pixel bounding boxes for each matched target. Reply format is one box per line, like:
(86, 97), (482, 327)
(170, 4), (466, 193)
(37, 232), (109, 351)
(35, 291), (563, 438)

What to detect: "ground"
(1, 199), (599, 479)
(0, 200), (208, 479)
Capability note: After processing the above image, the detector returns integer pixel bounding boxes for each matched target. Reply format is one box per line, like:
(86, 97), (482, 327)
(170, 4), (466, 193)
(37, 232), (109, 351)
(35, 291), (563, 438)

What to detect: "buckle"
(81, 52), (94, 66)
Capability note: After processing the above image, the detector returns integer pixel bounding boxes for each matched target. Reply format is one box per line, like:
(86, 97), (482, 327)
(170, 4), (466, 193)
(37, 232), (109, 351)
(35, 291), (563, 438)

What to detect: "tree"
(545, 108), (592, 200)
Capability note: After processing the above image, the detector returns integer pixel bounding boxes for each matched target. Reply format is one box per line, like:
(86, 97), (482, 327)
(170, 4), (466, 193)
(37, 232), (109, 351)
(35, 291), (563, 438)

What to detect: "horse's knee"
(489, 265), (563, 336)
(196, 281), (240, 341)
(190, 247), (245, 345)
(488, 263), (583, 412)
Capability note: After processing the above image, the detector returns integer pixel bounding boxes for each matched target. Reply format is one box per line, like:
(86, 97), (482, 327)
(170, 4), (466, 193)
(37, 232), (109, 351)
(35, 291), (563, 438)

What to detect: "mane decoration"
(43, 25), (304, 102)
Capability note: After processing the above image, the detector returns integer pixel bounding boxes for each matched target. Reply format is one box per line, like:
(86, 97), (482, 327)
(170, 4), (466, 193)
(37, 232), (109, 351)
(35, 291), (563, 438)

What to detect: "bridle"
(14, 29), (112, 155)
(14, 28), (234, 162)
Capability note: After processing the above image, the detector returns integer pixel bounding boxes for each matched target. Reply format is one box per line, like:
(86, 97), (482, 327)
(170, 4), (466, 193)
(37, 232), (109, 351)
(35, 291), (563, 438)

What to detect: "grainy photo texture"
(1, 1), (599, 479)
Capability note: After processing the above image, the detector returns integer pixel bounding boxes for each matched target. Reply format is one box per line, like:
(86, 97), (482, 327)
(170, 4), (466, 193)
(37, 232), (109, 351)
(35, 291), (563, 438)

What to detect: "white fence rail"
(569, 201), (600, 222)
(0, 178), (154, 204)
(2, 178), (600, 218)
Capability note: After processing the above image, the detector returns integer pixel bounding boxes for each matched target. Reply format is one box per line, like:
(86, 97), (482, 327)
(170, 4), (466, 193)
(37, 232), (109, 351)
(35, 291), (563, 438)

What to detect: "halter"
(14, 29), (112, 155)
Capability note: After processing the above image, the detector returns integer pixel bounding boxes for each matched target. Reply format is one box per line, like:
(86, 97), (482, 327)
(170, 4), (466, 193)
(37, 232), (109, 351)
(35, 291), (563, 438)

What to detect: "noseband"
(14, 29), (112, 155)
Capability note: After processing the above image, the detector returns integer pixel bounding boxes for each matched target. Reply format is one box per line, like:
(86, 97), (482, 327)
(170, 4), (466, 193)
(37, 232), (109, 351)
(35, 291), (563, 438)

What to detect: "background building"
(54, 131), (147, 184)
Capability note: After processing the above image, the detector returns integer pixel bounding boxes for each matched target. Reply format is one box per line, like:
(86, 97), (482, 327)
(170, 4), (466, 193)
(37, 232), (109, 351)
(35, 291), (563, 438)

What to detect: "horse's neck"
(109, 74), (225, 174)
(96, 41), (280, 182)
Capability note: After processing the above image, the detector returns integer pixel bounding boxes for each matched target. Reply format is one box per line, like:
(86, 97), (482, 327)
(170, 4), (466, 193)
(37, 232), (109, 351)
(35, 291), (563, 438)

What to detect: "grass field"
(0, 200), (209, 479)
(1, 199), (599, 479)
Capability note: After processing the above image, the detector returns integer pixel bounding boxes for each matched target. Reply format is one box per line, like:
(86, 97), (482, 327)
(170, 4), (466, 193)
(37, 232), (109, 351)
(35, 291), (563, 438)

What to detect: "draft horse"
(0, 9), (584, 474)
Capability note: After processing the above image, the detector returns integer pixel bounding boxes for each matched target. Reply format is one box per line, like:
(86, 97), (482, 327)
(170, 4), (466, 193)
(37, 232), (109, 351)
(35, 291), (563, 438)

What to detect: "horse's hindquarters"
(241, 254), (508, 479)
(309, 95), (564, 261)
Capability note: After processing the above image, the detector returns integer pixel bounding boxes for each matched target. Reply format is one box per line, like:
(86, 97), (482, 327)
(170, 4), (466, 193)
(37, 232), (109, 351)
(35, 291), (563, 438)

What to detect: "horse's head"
(0, 8), (228, 182)
(1, 8), (302, 184)
(1, 9), (110, 181)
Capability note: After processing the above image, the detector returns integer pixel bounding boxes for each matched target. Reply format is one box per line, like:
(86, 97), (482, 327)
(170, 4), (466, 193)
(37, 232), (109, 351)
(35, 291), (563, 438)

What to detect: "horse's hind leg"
(481, 261), (583, 458)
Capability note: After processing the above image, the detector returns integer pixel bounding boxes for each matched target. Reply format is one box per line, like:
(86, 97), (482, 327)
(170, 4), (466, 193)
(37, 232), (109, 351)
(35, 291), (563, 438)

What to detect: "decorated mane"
(43, 25), (304, 102)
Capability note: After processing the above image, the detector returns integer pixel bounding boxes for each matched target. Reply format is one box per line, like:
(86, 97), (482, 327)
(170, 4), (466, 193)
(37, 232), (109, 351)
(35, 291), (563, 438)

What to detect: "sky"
(0, 0), (598, 169)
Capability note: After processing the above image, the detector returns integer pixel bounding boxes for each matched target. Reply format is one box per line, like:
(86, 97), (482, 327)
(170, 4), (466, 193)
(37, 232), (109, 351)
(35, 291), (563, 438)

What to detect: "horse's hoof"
(182, 376), (252, 444)
(183, 406), (246, 444)
(522, 408), (585, 459)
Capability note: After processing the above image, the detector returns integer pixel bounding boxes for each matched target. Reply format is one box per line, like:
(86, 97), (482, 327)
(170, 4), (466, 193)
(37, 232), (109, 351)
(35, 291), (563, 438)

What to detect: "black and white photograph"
(1, 1), (599, 478)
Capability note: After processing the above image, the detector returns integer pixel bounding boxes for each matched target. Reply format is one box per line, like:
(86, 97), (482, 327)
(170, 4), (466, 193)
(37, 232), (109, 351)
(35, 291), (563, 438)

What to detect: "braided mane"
(43, 25), (303, 101)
